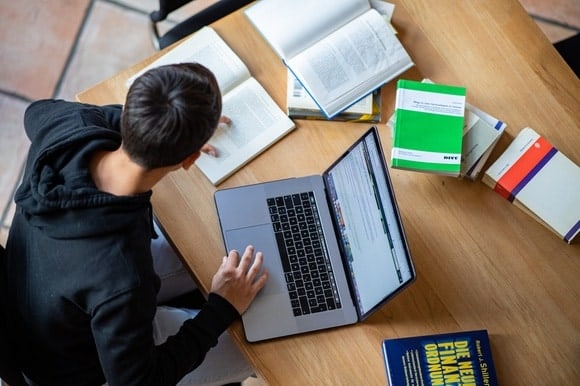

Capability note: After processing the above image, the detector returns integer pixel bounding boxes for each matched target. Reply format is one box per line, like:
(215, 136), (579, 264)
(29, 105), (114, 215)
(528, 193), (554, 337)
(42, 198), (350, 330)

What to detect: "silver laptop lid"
(322, 126), (416, 319)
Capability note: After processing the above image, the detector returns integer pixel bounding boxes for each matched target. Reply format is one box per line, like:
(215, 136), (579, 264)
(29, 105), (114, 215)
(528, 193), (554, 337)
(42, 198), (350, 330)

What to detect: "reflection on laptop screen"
(325, 131), (413, 316)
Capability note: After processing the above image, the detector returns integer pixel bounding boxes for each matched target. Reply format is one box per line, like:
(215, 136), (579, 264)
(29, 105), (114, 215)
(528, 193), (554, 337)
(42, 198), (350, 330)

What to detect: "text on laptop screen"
(324, 131), (413, 315)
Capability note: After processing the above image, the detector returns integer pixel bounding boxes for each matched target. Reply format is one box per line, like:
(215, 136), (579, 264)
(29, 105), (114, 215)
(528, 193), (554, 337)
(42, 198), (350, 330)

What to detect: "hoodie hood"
(15, 100), (153, 239)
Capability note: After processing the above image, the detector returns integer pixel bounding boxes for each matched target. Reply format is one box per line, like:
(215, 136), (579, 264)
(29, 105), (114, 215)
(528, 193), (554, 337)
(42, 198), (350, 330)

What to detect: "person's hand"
(210, 245), (268, 315)
(200, 116), (232, 157)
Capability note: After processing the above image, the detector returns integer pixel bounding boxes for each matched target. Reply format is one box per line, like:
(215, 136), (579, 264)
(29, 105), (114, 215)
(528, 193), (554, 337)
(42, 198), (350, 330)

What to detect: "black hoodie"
(4, 100), (238, 386)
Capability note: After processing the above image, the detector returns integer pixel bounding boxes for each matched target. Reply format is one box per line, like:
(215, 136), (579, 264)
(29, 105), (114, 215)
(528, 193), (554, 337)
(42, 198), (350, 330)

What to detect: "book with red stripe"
(483, 127), (580, 243)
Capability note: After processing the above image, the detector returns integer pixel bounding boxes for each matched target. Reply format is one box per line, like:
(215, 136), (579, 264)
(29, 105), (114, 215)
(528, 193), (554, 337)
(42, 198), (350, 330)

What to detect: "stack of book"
(388, 79), (506, 179)
(286, 71), (381, 122)
(483, 127), (580, 243)
(245, 0), (413, 119)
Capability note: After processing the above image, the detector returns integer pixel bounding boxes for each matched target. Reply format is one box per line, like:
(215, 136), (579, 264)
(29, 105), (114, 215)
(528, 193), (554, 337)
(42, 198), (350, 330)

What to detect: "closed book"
(388, 101), (505, 180)
(382, 330), (499, 386)
(461, 103), (506, 180)
(483, 127), (580, 243)
(391, 79), (466, 176)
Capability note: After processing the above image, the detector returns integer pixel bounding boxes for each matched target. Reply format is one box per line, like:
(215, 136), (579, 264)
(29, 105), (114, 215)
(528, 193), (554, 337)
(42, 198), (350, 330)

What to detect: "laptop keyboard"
(267, 192), (342, 316)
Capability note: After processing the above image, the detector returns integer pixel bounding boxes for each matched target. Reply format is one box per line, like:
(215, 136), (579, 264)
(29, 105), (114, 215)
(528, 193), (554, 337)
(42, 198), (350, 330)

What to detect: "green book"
(391, 79), (466, 176)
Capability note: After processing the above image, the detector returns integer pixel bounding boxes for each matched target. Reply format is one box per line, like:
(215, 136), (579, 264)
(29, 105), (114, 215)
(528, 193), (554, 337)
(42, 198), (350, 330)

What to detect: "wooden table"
(77, 1), (580, 385)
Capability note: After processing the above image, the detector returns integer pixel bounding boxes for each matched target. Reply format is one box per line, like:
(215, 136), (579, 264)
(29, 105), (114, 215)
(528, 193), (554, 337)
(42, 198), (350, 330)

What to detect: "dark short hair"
(121, 63), (222, 169)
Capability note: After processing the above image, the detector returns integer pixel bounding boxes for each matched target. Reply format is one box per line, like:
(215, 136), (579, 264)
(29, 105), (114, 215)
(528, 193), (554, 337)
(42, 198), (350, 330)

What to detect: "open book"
(287, 71), (381, 122)
(244, 0), (413, 119)
(127, 27), (295, 185)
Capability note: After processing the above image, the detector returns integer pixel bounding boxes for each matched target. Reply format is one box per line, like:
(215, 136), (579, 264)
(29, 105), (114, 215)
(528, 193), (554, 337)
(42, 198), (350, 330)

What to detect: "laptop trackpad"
(224, 224), (285, 297)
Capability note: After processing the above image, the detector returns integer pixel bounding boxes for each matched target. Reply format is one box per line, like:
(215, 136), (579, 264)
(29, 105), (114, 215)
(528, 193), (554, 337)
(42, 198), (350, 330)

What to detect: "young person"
(2, 63), (268, 386)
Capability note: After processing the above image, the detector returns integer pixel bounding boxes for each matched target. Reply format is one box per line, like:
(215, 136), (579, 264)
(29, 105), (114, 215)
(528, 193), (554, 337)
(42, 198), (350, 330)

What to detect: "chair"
(149, 0), (254, 50)
(553, 33), (579, 78)
(0, 245), (27, 386)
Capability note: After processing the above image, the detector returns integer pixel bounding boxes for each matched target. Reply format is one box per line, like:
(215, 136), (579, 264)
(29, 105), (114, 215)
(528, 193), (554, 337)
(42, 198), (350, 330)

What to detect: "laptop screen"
(323, 127), (414, 318)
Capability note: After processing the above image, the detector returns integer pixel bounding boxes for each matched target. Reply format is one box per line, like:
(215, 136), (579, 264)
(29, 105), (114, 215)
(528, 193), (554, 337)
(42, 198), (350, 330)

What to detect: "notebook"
(214, 126), (416, 342)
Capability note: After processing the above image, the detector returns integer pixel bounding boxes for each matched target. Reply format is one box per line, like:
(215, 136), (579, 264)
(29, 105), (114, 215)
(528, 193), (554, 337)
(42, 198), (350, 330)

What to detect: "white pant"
(150, 221), (253, 385)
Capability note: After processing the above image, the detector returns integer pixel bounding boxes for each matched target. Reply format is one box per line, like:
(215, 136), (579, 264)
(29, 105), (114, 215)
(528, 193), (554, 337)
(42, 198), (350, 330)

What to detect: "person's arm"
(91, 289), (238, 386)
(159, 292), (240, 372)
(92, 246), (267, 386)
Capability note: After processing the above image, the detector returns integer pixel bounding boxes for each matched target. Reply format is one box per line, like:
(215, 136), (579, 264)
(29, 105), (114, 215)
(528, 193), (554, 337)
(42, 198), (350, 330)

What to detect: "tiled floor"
(0, 0), (217, 245)
(0, 0), (578, 383)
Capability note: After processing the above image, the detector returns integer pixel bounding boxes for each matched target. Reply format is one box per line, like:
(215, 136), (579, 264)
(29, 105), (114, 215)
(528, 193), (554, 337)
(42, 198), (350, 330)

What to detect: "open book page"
(126, 27), (249, 95)
(370, 0), (395, 18)
(244, 0), (370, 59)
(288, 9), (413, 118)
(195, 77), (295, 185)
(125, 26), (294, 185)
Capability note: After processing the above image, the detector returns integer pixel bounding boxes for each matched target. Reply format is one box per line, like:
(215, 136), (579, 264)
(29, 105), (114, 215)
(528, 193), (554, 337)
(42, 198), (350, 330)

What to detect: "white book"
(287, 71), (373, 115)
(461, 103), (506, 179)
(483, 127), (580, 243)
(244, 0), (413, 119)
(127, 27), (295, 185)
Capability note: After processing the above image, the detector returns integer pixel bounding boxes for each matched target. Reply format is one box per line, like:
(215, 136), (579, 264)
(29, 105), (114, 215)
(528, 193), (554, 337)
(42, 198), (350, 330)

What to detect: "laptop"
(214, 126), (416, 342)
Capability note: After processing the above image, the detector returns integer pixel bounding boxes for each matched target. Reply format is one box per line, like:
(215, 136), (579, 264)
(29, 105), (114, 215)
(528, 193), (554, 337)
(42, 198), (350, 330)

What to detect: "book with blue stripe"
(483, 127), (580, 243)
(460, 103), (506, 180)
